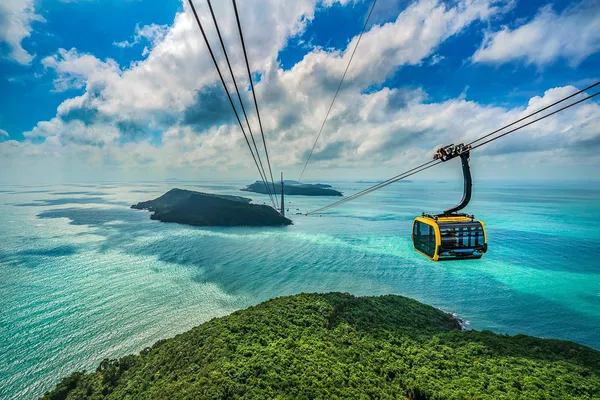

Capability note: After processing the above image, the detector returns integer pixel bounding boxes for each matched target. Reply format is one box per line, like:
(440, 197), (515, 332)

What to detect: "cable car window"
(427, 224), (435, 257)
(461, 227), (469, 247)
(414, 222), (423, 254)
(474, 226), (483, 246)
(440, 225), (457, 248)
(422, 224), (433, 257)
(438, 222), (484, 250)
(414, 221), (435, 258)
(471, 223), (485, 246)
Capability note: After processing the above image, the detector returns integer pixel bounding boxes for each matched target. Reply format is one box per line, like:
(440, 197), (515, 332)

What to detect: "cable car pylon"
(280, 172), (285, 218)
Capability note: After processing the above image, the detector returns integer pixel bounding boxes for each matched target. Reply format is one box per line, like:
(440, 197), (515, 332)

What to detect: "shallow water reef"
(43, 292), (600, 399)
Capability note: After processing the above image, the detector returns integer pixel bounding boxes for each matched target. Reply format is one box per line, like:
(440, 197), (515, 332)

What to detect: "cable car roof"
(417, 215), (476, 223)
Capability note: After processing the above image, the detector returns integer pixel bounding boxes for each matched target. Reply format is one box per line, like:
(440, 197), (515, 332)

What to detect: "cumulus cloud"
(283, 0), (509, 93)
(39, 0), (327, 123)
(0, 129), (9, 137)
(473, 1), (600, 67)
(6, 83), (600, 182)
(42, 48), (122, 92)
(42, 0), (501, 127)
(0, 0), (45, 64)
(477, 87), (600, 155)
(3, 0), (599, 183)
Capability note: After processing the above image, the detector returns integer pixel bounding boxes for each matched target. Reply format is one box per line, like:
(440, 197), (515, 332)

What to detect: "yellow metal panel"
(480, 220), (487, 244)
(479, 220), (487, 259)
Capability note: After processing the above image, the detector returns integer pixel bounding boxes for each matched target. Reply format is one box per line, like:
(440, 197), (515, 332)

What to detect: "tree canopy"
(43, 292), (600, 399)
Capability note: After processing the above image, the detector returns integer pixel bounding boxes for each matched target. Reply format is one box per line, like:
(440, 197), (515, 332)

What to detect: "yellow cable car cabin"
(412, 143), (487, 261)
(412, 215), (487, 261)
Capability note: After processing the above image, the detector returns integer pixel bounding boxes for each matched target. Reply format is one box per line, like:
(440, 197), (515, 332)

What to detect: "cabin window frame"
(414, 221), (436, 258)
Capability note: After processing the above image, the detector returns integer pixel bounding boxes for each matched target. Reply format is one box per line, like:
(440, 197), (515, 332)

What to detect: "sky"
(0, 0), (599, 184)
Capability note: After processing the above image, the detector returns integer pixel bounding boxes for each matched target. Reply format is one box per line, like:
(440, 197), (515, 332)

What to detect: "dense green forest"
(43, 293), (600, 399)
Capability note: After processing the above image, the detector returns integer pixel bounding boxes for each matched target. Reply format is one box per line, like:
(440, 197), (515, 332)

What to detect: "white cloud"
(6, 82), (599, 183)
(0, 0), (45, 64)
(429, 54), (444, 65)
(39, 0), (328, 121)
(252, 0), (510, 162)
(4, 0), (599, 183)
(42, 48), (122, 92)
(114, 23), (169, 50)
(286, 0), (508, 91)
(473, 1), (600, 67)
(0, 129), (9, 137)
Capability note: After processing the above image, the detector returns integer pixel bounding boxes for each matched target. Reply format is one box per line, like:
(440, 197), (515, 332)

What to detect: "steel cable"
(187, 0), (277, 208)
(232, 0), (278, 202)
(298, 0), (378, 183)
(307, 89), (600, 215)
(205, 0), (277, 208)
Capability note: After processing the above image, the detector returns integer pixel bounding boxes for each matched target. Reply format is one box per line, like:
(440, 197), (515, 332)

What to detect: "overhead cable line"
(187, 0), (277, 209)
(232, 0), (278, 200)
(205, 0), (277, 209)
(307, 86), (600, 215)
(470, 91), (600, 151)
(298, 0), (378, 183)
(307, 160), (440, 215)
(468, 81), (600, 147)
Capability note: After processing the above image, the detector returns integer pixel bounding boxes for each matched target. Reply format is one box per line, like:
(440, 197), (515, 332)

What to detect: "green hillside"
(43, 293), (600, 399)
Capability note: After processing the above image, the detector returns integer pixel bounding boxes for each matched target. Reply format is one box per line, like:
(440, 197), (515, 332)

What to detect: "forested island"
(44, 293), (600, 399)
(241, 180), (343, 196)
(131, 188), (291, 226)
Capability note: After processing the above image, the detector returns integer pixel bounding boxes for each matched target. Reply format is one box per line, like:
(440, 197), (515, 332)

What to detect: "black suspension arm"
(444, 152), (472, 214)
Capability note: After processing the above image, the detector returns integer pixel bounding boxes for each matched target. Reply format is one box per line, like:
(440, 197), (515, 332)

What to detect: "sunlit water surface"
(1, 180), (599, 399)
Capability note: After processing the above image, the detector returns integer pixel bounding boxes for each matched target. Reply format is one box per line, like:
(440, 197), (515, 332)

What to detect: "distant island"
(131, 188), (291, 226)
(241, 180), (343, 196)
(44, 293), (600, 400)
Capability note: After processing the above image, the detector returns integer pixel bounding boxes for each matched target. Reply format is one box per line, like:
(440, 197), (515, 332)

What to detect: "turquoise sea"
(1, 180), (599, 399)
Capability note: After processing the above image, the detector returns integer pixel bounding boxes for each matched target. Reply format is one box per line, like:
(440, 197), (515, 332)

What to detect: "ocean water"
(1, 180), (599, 399)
